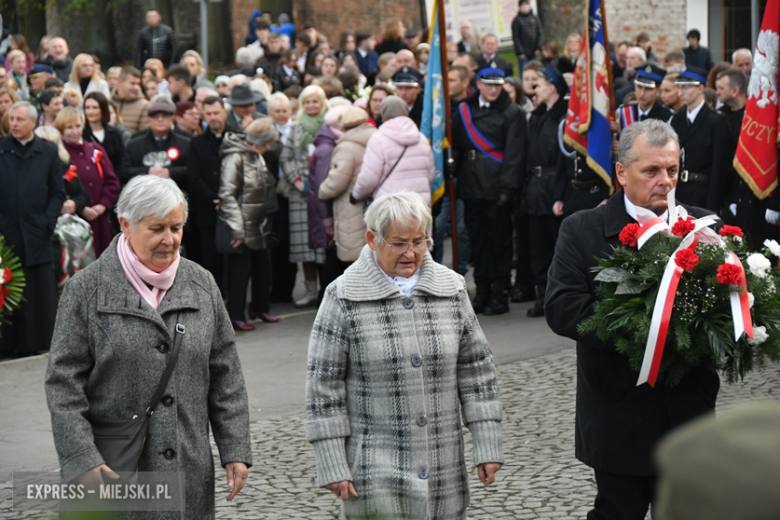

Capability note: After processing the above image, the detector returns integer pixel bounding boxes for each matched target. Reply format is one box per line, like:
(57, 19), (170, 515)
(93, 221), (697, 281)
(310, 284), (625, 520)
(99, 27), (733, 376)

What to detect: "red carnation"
(2, 267), (11, 283)
(0, 286), (9, 311)
(619, 223), (640, 247)
(674, 249), (699, 272)
(719, 225), (744, 238)
(671, 216), (696, 237)
(717, 263), (742, 285)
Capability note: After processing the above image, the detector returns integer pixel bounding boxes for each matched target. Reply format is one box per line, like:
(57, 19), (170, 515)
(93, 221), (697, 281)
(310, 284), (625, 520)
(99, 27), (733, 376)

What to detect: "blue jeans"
(518, 57), (529, 76)
(434, 195), (470, 274)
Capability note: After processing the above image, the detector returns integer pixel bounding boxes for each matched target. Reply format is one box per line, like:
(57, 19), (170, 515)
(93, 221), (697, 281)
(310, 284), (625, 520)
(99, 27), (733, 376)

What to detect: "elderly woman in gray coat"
(306, 191), (504, 520)
(45, 175), (252, 519)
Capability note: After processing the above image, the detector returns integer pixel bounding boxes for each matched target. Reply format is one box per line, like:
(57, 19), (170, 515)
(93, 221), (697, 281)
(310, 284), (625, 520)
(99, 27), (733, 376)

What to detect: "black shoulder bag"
(89, 319), (185, 474)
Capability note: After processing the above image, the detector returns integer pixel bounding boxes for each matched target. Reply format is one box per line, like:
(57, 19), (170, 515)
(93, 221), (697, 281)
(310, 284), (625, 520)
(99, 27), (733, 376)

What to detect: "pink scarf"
(116, 235), (180, 309)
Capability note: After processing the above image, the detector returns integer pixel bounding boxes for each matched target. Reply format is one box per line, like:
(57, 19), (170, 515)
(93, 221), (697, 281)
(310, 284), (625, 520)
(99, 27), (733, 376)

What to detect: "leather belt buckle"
(532, 166), (543, 178)
(681, 170), (689, 183)
(467, 150), (476, 161)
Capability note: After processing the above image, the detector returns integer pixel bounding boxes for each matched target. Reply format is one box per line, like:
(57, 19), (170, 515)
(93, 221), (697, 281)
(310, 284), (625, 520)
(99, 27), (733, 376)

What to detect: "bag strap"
(146, 316), (185, 416)
(375, 146), (408, 194)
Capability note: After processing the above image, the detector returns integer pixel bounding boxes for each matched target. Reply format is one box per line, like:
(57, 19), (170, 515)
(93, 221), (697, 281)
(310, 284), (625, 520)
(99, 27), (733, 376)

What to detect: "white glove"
(766, 209), (780, 225)
(729, 203), (737, 216)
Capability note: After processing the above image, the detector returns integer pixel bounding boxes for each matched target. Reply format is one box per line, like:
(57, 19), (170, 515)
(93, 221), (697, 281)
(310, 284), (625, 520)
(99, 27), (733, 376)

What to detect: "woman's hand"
(325, 225), (334, 237)
(61, 200), (77, 215)
(82, 206), (98, 221)
(93, 204), (106, 217)
(478, 463), (502, 486)
(231, 239), (244, 248)
(225, 462), (248, 501)
(325, 481), (358, 501)
(552, 200), (564, 217)
(294, 179), (305, 192)
(79, 464), (119, 486)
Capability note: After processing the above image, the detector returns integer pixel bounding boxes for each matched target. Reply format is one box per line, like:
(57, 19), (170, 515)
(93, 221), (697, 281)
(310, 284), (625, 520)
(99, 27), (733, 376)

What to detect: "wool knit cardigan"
(306, 245), (504, 519)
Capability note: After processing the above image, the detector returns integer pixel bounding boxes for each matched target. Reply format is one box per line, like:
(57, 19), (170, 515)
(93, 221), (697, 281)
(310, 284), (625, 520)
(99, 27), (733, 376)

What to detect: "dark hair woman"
(375, 19), (408, 55)
(82, 92), (125, 183)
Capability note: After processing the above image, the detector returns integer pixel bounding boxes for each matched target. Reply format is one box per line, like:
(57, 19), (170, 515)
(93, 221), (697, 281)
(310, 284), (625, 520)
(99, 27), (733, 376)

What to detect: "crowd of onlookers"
(0, 1), (758, 355)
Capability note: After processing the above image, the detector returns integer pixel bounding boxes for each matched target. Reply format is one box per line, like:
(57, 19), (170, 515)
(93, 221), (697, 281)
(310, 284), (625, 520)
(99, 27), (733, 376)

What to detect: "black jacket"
(274, 66), (302, 92)
(83, 124), (125, 181)
(135, 23), (177, 69)
(121, 130), (191, 191)
(560, 149), (609, 214)
(475, 54), (514, 78)
(545, 189), (720, 476)
(44, 55), (73, 82)
(0, 136), (65, 266)
(669, 103), (732, 212)
(375, 38), (408, 56)
(409, 95), (424, 128)
(523, 97), (569, 215)
(63, 162), (90, 217)
(511, 12), (544, 57)
(683, 45), (715, 72)
(452, 90), (527, 201)
(188, 129), (225, 227)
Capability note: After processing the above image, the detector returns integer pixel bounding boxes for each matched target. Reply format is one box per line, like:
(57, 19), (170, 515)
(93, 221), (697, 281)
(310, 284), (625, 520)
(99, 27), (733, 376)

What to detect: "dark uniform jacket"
(669, 103), (732, 212)
(523, 97), (568, 215)
(560, 149), (609, 214)
(120, 129), (191, 191)
(0, 136), (64, 266)
(188, 129), (225, 228)
(475, 54), (514, 78)
(451, 90), (526, 201)
(135, 23), (177, 69)
(545, 189), (720, 476)
(409, 95), (424, 128)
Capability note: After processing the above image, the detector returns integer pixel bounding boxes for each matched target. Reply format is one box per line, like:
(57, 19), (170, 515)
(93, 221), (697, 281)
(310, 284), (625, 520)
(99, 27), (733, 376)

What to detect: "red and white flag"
(733, 0), (780, 199)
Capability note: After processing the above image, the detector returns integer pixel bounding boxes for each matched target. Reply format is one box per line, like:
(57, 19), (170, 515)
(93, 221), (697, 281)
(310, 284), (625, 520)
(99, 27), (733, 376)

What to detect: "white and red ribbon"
(630, 189), (753, 387)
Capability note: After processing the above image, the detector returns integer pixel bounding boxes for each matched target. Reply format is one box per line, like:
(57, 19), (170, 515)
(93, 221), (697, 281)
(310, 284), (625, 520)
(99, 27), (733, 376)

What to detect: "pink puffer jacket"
(351, 116), (436, 206)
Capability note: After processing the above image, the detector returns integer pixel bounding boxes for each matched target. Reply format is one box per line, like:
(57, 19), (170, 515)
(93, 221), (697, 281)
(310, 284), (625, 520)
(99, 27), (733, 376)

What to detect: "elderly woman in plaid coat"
(306, 191), (504, 519)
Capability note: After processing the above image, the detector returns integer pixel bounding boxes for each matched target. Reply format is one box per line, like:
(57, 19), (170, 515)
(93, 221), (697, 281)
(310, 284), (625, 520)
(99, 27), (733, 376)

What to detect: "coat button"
(411, 355), (422, 367)
(164, 449), (176, 460)
(403, 298), (414, 309)
(418, 467), (428, 479)
(156, 342), (170, 353)
(162, 395), (174, 406)
(416, 415), (428, 427)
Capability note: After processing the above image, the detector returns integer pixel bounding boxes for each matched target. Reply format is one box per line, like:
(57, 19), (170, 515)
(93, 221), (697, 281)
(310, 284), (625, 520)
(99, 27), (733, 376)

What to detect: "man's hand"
(241, 114), (254, 130)
(149, 166), (171, 178)
(225, 462), (248, 501)
(325, 481), (358, 501)
(552, 200), (564, 216)
(518, 54), (527, 61)
(611, 140), (619, 156)
(534, 50), (541, 57)
(62, 200), (77, 215)
(293, 179), (305, 192)
(477, 463), (502, 486)
(610, 120), (619, 133)
(231, 239), (244, 248)
(79, 464), (119, 487)
(213, 199), (220, 211)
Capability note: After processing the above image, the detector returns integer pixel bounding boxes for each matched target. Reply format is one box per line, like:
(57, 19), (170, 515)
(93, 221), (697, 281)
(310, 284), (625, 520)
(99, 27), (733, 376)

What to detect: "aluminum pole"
(752, 0), (760, 51)
(200, 0), (208, 73)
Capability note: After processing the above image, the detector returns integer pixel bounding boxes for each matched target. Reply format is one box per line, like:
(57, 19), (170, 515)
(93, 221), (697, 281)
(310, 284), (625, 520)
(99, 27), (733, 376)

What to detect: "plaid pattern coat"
(306, 245), (504, 519)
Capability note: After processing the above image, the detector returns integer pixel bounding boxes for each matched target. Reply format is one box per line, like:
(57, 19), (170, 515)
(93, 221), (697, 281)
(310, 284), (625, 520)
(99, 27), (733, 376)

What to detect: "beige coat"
(112, 88), (150, 133)
(218, 132), (272, 251)
(318, 123), (376, 262)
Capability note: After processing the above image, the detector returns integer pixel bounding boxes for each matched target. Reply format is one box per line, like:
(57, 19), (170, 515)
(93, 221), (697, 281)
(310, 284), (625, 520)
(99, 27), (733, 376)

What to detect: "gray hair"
(196, 87), (219, 97)
(9, 101), (37, 121)
(618, 119), (679, 167)
(117, 175), (189, 227)
(732, 48), (752, 62)
(364, 191), (432, 243)
(627, 46), (646, 62)
(236, 47), (257, 66)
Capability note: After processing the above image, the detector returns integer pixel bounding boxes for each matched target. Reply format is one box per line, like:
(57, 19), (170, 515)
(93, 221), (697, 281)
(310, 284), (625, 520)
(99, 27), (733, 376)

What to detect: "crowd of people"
(0, 3), (770, 354)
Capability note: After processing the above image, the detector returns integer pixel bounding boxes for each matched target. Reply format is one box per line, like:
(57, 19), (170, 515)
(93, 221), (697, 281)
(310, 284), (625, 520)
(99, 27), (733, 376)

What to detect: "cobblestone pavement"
(3, 348), (779, 519)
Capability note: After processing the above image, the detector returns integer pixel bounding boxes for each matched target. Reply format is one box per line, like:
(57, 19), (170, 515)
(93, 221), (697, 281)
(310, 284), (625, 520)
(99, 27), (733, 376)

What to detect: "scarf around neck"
(117, 234), (181, 310)
(299, 111), (326, 156)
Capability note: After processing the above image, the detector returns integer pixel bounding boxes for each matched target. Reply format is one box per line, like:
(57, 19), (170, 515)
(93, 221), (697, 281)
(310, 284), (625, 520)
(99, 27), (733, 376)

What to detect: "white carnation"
(765, 239), (780, 257)
(748, 292), (755, 308)
(748, 325), (768, 345)
(0, 271), (4, 285)
(747, 253), (772, 278)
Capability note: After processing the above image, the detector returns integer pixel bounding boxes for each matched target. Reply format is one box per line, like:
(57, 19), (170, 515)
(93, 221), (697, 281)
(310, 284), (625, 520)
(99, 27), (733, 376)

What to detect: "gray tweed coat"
(306, 245), (504, 520)
(45, 236), (252, 519)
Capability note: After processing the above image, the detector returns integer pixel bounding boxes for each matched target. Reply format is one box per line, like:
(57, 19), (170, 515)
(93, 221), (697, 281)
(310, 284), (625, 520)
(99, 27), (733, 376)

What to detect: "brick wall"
(603, 0), (688, 57)
(232, 0), (260, 56)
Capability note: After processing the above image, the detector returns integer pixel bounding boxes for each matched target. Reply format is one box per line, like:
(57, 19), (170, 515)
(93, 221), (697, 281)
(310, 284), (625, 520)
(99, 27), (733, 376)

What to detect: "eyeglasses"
(379, 236), (432, 255)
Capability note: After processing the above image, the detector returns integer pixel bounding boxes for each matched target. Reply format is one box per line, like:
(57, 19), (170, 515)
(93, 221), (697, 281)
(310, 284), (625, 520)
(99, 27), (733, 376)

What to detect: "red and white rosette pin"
(167, 147), (181, 162)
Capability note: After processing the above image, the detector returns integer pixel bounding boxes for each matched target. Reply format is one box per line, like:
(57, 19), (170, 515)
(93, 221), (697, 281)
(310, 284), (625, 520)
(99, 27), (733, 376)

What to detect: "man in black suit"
(683, 29), (715, 72)
(546, 119), (720, 520)
(476, 34), (514, 78)
(669, 66), (732, 213)
(188, 96), (228, 290)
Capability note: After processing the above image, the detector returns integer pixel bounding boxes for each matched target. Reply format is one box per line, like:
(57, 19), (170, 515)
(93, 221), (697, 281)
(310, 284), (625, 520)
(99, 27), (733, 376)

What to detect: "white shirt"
(479, 97), (491, 109)
(624, 193), (669, 221)
(357, 48), (368, 58)
(92, 128), (105, 143)
(373, 252), (421, 295)
(297, 54), (307, 72)
(276, 120), (292, 144)
(282, 64), (296, 77)
(687, 99), (705, 124)
(638, 105), (652, 119)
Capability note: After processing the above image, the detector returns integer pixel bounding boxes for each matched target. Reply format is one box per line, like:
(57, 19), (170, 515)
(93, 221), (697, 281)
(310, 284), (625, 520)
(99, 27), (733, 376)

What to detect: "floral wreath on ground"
(0, 234), (26, 337)
(578, 201), (780, 387)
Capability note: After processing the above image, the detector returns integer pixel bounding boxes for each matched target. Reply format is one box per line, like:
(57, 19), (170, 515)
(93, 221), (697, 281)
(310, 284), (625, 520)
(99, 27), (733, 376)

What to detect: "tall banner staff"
(563, 0), (616, 191)
(422, 0), (458, 270)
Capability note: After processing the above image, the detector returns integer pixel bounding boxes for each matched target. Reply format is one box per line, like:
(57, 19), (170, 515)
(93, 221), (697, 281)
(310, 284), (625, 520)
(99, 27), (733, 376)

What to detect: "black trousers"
(270, 239), (298, 303)
(0, 262), (57, 356)
(513, 211), (533, 289)
(196, 225), (224, 293)
(588, 470), (657, 520)
(226, 247), (271, 321)
(528, 214), (560, 286)
(464, 199), (513, 287)
(318, 248), (351, 301)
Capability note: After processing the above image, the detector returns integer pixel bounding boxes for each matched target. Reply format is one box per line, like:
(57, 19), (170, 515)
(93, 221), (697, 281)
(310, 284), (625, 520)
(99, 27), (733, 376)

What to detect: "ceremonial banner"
(733, 0), (780, 200)
(422, 0), (448, 206)
(564, 0), (614, 191)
